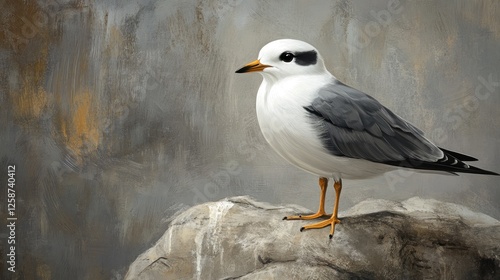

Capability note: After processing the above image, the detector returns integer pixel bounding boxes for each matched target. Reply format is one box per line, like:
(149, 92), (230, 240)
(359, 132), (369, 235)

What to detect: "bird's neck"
(257, 73), (334, 110)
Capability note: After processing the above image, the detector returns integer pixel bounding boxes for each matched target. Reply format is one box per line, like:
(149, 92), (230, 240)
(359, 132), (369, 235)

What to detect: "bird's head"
(235, 39), (328, 80)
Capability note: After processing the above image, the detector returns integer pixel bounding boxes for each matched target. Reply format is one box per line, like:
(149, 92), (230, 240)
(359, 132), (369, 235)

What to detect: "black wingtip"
(384, 152), (499, 176)
(439, 147), (478, 162)
(452, 162), (499, 176)
(467, 166), (500, 176)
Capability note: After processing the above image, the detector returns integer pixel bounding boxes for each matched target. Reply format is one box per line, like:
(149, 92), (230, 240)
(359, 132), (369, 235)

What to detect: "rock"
(125, 196), (500, 279)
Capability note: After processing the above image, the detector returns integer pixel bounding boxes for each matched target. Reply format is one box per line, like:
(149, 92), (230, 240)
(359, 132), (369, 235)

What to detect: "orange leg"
(283, 177), (330, 220)
(300, 179), (342, 239)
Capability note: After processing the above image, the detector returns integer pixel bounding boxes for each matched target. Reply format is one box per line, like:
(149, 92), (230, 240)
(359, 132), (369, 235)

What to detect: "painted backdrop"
(1, 0), (499, 279)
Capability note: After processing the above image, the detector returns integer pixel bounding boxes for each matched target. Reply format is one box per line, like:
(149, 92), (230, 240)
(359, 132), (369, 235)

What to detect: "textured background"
(0, 0), (499, 279)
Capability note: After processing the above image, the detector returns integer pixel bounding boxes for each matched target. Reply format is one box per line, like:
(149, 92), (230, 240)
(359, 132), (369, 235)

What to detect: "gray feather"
(305, 80), (443, 163)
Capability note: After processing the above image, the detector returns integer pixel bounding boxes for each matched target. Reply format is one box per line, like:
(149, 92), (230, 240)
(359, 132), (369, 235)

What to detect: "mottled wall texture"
(0, 0), (499, 278)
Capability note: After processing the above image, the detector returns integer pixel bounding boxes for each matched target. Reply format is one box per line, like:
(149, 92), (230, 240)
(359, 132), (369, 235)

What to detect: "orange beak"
(235, 59), (271, 73)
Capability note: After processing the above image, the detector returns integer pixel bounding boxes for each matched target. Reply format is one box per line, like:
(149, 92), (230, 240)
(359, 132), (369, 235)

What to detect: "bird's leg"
(283, 177), (329, 220)
(300, 179), (342, 239)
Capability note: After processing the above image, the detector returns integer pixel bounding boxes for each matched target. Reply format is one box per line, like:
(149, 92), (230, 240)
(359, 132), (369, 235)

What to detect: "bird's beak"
(235, 59), (271, 73)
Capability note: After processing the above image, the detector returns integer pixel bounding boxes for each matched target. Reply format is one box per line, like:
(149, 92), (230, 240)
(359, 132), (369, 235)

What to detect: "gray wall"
(1, 0), (499, 278)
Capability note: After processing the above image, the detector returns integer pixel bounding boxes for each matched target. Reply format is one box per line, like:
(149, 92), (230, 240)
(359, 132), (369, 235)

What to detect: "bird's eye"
(279, 52), (294, 63)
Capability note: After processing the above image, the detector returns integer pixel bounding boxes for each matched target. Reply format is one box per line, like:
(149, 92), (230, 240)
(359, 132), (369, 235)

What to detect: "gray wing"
(305, 80), (444, 164)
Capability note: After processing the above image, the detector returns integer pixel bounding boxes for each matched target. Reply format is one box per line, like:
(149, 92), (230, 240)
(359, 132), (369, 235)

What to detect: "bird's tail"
(387, 148), (499, 175)
(430, 149), (498, 175)
(450, 164), (499, 176)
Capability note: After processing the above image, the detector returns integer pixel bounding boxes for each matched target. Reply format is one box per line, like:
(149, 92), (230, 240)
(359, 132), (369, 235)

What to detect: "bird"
(235, 39), (499, 239)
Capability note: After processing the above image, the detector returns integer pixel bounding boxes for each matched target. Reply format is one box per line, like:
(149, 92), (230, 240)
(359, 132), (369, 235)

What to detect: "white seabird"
(235, 39), (498, 238)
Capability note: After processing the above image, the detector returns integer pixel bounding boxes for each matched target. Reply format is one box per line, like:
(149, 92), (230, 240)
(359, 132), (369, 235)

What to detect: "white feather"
(256, 73), (395, 180)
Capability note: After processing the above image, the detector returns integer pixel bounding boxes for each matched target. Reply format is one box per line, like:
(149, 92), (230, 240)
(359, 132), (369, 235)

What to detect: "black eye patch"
(294, 50), (317, 66)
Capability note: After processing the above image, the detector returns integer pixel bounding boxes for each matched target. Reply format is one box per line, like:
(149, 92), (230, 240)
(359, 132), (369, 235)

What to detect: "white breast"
(255, 75), (395, 180)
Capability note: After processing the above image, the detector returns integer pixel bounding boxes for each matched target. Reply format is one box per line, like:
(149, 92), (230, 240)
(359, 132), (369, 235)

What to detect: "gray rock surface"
(125, 196), (500, 279)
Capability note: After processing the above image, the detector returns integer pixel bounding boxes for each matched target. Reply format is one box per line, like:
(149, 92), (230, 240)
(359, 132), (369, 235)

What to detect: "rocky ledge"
(125, 196), (500, 279)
